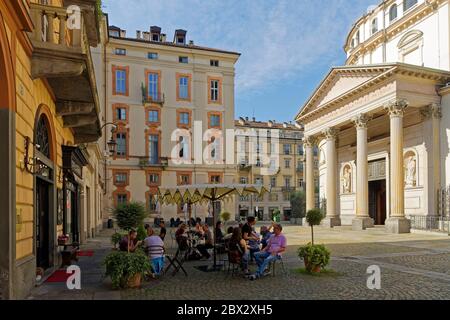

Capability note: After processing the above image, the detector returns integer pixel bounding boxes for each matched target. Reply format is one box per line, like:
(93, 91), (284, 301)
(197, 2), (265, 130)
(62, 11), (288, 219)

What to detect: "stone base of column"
(352, 217), (374, 231)
(385, 217), (411, 234)
(322, 217), (341, 228)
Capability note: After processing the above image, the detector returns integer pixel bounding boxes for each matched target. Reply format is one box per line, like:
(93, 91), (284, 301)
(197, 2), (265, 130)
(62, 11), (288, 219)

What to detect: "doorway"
(369, 180), (386, 225)
(36, 178), (51, 269)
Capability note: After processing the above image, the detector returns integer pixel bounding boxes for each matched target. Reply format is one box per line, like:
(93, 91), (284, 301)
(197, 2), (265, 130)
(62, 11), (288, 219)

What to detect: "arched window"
(355, 30), (360, 45)
(404, 0), (418, 12)
(389, 5), (397, 22)
(371, 18), (378, 35)
(35, 115), (51, 159)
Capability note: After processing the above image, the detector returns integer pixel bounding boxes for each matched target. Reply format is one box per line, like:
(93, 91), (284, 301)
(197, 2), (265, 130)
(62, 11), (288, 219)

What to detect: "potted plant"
(297, 209), (331, 273)
(103, 249), (151, 289)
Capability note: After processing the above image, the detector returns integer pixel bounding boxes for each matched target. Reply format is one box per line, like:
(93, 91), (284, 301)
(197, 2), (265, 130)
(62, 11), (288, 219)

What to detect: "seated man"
(249, 224), (286, 280)
(196, 224), (213, 259)
(119, 229), (142, 252)
(260, 222), (275, 250)
(143, 227), (165, 276)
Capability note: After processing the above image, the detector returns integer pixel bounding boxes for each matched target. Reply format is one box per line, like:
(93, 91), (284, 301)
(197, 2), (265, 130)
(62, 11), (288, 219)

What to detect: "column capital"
(384, 99), (408, 117)
(352, 113), (372, 129)
(303, 136), (316, 147)
(322, 128), (339, 140)
(420, 103), (442, 120)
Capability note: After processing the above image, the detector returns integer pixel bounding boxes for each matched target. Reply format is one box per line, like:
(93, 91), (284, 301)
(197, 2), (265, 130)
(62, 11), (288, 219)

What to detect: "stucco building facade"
(95, 22), (240, 222)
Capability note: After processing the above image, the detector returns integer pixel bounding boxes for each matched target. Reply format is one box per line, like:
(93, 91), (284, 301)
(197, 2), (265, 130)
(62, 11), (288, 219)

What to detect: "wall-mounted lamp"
(20, 136), (48, 175)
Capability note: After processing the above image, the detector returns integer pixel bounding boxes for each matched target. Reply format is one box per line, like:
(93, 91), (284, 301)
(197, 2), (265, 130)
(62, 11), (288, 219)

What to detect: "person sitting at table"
(242, 217), (259, 242)
(215, 221), (224, 243)
(175, 217), (181, 227)
(194, 222), (205, 237)
(249, 224), (287, 280)
(247, 230), (261, 262)
(229, 227), (250, 275)
(223, 226), (234, 242)
(119, 229), (142, 252)
(260, 223), (275, 250)
(159, 221), (167, 241)
(197, 224), (213, 260)
(143, 227), (165, 277)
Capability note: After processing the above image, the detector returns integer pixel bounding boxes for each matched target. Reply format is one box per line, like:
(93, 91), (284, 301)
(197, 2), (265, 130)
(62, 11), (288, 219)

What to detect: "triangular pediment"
(297, 64), (396, 120)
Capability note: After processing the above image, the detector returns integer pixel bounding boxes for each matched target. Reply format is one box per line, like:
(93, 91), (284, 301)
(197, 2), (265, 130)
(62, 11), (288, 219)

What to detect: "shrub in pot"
(298, 243), (330, 273)
(113, 201), (147, 232)
(103, 249), (151, 289)
(111, 232), (125, 249)
(297, 208), (331, 273)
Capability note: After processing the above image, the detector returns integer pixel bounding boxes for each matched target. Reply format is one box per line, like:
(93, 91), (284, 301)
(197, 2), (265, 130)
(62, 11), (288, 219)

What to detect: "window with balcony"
(389, 4), (398, 22)
(298, 180), (304, 188)
(297, 161), (304, 171)
(148, 134), (159, 164)
(178, 136), (190, 160)
(403, 0), (418, 12)
(116, 132), (127, 157)
(148, 52), (158, 59)
(256, 158), (262, 167)
(179, 56), (188, 63)
(147, 195), (157, 212)
(147, 72), (160, 101)
(210, 137), (220, 160)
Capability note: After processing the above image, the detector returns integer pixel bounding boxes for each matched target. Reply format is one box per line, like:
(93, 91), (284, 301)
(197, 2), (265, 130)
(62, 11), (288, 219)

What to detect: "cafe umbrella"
(157, 184), (269, 270)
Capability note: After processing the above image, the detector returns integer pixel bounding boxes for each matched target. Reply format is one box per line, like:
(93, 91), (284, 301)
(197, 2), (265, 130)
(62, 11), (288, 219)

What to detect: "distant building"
(234, 118), (319, 221)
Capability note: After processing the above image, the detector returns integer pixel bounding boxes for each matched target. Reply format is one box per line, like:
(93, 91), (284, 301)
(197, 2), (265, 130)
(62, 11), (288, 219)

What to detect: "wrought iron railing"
(409, 215), (449, 234)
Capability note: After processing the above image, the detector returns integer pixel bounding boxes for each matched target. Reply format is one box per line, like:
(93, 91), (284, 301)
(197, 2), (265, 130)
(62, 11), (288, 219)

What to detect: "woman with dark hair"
(215, 221), (224, 243)
(228, 227), (250, 275)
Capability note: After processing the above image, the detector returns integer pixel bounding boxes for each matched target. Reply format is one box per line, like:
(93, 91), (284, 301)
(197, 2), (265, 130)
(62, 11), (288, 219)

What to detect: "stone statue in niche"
(405, 156), (417, 187)
(342, 166), (351, 193)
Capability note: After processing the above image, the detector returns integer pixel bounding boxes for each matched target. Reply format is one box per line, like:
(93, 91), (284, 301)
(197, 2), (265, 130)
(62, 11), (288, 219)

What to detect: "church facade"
(296, 0), (450, 233)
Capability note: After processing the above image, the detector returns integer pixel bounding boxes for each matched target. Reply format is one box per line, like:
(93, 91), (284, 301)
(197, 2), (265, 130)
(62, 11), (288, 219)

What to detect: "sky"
(102, 0), (377, 122)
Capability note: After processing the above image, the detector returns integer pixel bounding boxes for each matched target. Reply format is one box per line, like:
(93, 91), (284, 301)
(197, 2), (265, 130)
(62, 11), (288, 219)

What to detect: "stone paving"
(28, 224), (450, 300)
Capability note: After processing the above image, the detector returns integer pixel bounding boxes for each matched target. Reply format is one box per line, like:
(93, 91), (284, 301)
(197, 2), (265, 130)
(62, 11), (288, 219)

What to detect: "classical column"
(352, 114), (374, 230)
(322, 128), (341, 227)
(420, 103), (442, 218)
(384, 99), (411, 233)
(304, 136), (316, 213)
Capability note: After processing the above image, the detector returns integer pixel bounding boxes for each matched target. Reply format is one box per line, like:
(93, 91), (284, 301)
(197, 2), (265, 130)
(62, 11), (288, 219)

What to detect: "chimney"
(189, 40), (194, 46)
(245, 117), (249, 121)
(136, 30), (141, 39)
(161, 33), (167, 42)
(120, 30), (126, 38)
(252, 117), (256, 122)
(142, 31), (150, 41)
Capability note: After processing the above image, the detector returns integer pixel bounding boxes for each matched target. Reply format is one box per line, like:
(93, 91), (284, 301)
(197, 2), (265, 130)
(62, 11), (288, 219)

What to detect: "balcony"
(281, 187), (296, 193)
(141, 87), (165, 106)
(238, 163), (252, 171)
(139, 157), (169, 169)
(28, 2), (101, 143)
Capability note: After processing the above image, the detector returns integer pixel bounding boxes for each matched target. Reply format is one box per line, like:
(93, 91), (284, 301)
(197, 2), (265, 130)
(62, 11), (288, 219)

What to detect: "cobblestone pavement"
(28, 224), (450, 300)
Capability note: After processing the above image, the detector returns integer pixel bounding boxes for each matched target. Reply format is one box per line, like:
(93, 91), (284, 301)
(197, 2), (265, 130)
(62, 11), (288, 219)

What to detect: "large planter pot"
(303, 258), (321, 273)
(121, 273), (142, 288)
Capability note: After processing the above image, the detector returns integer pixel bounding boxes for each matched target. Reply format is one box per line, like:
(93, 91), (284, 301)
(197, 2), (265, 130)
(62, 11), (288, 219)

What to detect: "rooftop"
(235, 117), (303, 131)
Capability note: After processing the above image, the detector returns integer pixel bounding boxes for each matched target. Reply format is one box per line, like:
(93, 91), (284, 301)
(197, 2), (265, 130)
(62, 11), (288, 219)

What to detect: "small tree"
(290, 190), (306, 219)
(113, 202), (148, 232)
(306, 209), (324, 245)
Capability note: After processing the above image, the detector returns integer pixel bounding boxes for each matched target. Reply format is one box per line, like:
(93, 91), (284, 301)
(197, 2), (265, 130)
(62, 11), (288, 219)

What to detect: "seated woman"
(215, 221), (224, 243)
(228, 227), (250, 275)
(196, 224), (213, 259)
(119, 229), (142, 252)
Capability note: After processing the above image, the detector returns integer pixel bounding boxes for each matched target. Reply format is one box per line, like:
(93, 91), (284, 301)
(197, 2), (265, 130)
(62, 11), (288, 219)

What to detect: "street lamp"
(101, 122), (118, 156)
